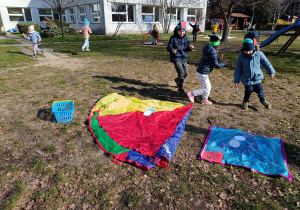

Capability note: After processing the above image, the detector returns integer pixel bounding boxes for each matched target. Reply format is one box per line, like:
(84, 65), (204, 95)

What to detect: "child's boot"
(242, 100), (249, 110)
(260, 99), (271, 109)
(32, 54), (37, 58)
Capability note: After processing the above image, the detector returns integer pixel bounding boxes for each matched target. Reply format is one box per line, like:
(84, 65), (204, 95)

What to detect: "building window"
(78, 6), (86, 23)
(91, 4), (100, 23)
(111, 4), (134, 22)
(68, 8), (76, 23)
(187, 9), (197, 22)
(141, 6), (159, 22)
(7, 8), (32, 22)
(39, 9), (59, 21)
(166, 8), (177, 22)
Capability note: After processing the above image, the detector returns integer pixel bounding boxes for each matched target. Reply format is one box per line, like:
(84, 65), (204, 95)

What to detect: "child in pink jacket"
(79, 18), (92, 52)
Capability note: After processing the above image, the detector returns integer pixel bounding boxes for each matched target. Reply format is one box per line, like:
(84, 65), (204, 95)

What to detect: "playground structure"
(259, 19), (300, 54)
(143, 33), (159, 45)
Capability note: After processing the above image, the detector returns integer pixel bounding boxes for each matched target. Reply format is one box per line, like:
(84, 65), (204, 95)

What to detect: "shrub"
(17, 23), (41, 33)
(43, 17), (58, 29)
(53, 19), (71, 28)
(0, 31), (7, 36)
(41, 26), (77, 37)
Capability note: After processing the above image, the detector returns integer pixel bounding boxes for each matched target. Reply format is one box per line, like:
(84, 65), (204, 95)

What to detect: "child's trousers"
(82, 38), (89, 50)
(174, 61), (188, 89)
(243, 83), (265, 101)
(192, 72), (211, 100)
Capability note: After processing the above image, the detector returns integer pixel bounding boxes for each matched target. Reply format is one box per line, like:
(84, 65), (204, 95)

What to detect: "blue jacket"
(196, 44), (225, 75)
(25, 31), (41, 44)
(167, 31), (192, 62)
(234, 50), (275, 86)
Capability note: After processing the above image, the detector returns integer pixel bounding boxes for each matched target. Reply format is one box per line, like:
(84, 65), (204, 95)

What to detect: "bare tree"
(246, 0), (269, 27)
(160, 0), (182, 33)
(269, 0), (294, 30)
(38, 0), (78, 37)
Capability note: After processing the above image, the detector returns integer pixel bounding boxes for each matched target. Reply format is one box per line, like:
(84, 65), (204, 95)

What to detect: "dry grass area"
(0, 33), (299, 209)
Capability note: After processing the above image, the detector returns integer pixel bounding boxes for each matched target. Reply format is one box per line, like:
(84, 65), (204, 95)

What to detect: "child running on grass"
(187, 35), (228, 104)
(167, 22), (194, 93)
(234, 38), (275, 110)
(23, 25), (43, 58)
(79, 18), (92, 52)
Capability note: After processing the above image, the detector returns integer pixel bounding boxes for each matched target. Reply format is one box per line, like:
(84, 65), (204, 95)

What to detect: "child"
(167, 22), (194, 93)
(212, 22), (218, 35)
(151, 25), (159, 45)
(218, 20), (223, 35)
(244, 28), (259, 46)
(234, 38), (275, 110)
(23, 25), (43, 58)
(189, 21), (200, 42)
(187, 35), (228, 104)
(79, 18), (92, 52)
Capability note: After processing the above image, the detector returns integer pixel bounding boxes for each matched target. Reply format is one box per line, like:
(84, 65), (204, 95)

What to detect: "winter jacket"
(80, 25), (92, 38)
(151, 29), (159, 38)
(196, 44), (225, 75)
(167, 30), (192, 62)
(234, 50), (275, 86)
(26, 31), (41, 44)
(189, 23), (199, 34)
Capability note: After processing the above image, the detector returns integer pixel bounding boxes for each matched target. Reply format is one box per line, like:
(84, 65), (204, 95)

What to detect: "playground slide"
(260, 20), (300, 48)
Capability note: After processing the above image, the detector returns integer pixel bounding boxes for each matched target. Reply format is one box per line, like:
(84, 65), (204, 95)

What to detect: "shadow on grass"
(284, 143), (300, 168)
(92, 75), (190, 103)
(53, 49), (78, 55)
(7, 51), (28, 56)
(37, 109), (56, 122)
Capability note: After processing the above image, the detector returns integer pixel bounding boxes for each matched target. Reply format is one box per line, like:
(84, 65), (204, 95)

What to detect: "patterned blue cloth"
(199, 126), (292, 181)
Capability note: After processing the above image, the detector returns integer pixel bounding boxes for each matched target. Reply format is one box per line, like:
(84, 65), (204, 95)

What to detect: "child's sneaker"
(85, 49), (90, 52)
(187, 92), (194, 103)
(174, 78), (179, 88)
(32, 54), (37, 58)
(40, 50), (44, 54)
(201, 99), (212, 105)
(178, 88), (185, 93)
(81, 48), (84, 52)
(260, 99), (271, 109)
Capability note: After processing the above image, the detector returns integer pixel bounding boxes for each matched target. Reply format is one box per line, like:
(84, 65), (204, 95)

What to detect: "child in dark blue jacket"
(187, 35), (228, 104)
(167, 22), (194, 93)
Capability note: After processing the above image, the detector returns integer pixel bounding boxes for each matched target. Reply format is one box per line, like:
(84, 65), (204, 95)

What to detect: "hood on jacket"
(202, 44), (217, 56)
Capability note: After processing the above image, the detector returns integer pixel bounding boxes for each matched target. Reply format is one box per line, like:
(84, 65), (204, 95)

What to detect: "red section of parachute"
(97, 103), (193, 157)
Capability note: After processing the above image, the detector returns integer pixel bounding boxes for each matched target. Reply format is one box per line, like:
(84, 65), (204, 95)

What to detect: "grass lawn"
(0, 31), (299, 209)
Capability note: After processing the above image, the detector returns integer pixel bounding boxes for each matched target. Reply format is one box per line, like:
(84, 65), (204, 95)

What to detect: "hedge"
(17, 23), (41, 34)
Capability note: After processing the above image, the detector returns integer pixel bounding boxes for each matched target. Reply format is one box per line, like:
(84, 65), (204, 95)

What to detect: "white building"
(0, 0), (207, 35)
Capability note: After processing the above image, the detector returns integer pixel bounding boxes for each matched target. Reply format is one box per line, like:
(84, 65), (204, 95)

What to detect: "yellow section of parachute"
(91, 93), (185, 116)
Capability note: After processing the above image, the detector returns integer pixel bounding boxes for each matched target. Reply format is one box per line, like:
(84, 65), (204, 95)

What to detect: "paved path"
(4, 32), (68, 60)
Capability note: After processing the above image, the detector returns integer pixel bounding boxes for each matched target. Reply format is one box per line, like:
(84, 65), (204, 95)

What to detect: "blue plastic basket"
(52, 100), (74, 123)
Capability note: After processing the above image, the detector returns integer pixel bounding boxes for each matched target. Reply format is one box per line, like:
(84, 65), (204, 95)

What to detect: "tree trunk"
(59, 11), (65, 37)
(221, 17), (230, 42)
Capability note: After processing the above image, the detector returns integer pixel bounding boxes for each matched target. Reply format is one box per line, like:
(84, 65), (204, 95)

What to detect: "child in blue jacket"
(23, 25), (44, 58)
(187, 35), (228, 104)
(167, 22), (194, 93)
(234, 39), (276, 110)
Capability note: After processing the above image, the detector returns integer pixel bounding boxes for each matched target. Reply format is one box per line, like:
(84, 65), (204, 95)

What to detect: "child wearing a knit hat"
(151, 25), (159, 45)
(234, 38), (276, 110)
(23, 25), (44, 58)
(78, 18), (92, 52)
(186, 35), (228, 104)
(167, 22), (194, 93)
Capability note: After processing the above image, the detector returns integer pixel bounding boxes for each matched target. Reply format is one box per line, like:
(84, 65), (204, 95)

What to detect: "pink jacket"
(80, 25), (92, 38)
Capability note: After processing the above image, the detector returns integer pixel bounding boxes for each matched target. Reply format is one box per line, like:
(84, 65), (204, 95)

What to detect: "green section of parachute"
(91, 112), (131, 155)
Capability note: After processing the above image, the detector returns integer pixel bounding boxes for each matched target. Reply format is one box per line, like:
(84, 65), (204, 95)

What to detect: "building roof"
(211, 13), (250, 18)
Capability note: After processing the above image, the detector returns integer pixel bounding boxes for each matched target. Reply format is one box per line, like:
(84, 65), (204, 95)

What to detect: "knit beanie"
(242, 38), (255, 51)
(176, 22), (186, 31)
(84, 18), (90, 25)
(28, 25), (34, 33)
(209, 35), (220, 47)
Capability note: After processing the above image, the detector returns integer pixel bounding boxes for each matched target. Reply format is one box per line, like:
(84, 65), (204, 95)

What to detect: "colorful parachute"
(89, 93), (193, 170)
